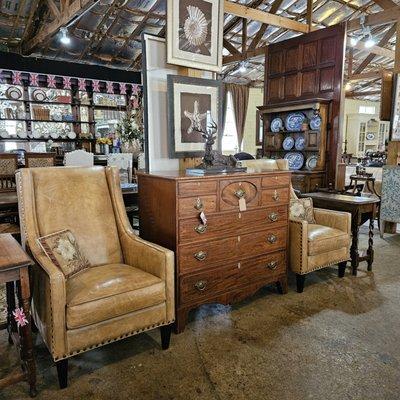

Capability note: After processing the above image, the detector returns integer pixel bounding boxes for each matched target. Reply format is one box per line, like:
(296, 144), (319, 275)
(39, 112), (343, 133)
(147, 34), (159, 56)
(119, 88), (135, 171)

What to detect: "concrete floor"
(1, 226), (400, 400)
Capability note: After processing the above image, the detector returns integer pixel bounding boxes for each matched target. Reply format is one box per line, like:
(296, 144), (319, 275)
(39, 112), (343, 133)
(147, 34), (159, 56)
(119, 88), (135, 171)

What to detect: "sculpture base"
(186, 166), (247, 176)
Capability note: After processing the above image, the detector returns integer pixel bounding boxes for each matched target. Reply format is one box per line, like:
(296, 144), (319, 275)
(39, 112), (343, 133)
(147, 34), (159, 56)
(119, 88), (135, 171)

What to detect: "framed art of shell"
(167, 75), (223, 158)
(167, 0), (224, 72)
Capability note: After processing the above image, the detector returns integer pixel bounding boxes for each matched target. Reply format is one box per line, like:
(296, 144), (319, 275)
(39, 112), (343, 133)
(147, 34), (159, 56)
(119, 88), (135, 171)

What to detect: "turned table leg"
(17, 268), (37, 397)
(367, 209), (375, 272)
(350, 211), (361, 276)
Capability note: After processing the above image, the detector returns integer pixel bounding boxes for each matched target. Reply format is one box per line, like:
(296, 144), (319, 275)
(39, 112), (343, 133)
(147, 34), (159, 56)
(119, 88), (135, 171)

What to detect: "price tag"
(239, 197), (247, 212)
(200, 211), (207, 225)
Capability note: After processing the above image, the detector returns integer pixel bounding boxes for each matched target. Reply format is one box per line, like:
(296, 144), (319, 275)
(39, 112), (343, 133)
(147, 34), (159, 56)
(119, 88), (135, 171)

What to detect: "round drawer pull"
(235, 188), (246, 199)
(267, 234), (277, 244)
(194, 251), (207, 261)
(194, 198), (203, 210)
(268, 212), (278, 222)
(266, 261), (278, 270)
(272, 190), (280, 201)
(194, 280), (207, 291)
(194, 224), (207, 234)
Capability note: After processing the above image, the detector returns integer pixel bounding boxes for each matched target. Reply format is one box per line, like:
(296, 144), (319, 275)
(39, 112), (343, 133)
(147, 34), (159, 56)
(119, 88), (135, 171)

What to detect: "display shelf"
(0, 137), (96, 142)
(265, 130), (320, 135)
(0, 118), (93, 123)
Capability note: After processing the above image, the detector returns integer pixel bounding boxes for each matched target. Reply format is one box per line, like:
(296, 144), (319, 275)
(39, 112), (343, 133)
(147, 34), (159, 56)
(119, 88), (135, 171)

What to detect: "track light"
(364, 35), (375, 49)
(238, 61), (246, 73)
(60, 27), (71, 45)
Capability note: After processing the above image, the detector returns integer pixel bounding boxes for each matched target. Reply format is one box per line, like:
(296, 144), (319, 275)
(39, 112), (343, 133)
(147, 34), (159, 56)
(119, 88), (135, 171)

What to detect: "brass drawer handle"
(194, 280), (207, 291)
(268, 212), (278, 222)
(235, 188), (246, 199)
(272, 190), (280, 201)
(194, 224), (207, 234)
(267, 234), (277, 244)
(194, 197), (203, 210)
(266, 261), (278, 270)
(194, 251), (207, 261)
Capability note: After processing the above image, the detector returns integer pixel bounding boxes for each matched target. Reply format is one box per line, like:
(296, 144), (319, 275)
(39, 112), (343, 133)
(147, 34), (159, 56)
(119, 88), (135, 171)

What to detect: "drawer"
(262, 174), (291, 188)
(179, 250), (286, 304)
(239, 251), (286, 285)
(178, 206), (288, 243)
(180, 262), (240, 304)
(219, 178), (261, 211)
(178, 195), (217, 218)
(261, 187), (290, 206)
(238, 227), (287, 258)
(179, 236), (238, 273)
(178, 180), (217, 196)
(178, 226), (287, 273)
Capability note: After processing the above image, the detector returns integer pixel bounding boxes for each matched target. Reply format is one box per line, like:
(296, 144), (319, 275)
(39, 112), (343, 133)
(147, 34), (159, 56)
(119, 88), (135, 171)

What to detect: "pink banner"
(92, 79), (100, 92)
(47, 75), (56, 88)
(30, 73), (39, 86)
(120, 83), (126, 95)
(12, 71), (22, 85)
(131, 84), (139, 95)
(78, 78), (86, 91)
(63, 76), (71, 89)
(106, 81), (114, 94)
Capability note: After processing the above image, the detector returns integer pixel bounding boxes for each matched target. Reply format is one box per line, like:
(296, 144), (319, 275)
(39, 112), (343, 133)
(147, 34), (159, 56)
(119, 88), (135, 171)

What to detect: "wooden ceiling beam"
(248, 0), (285, 51)
(346, 90), (381, 97)
(350, 40), (395, 59)
(22, 0), (97, 53)
(347, 7), (400, 31)
(223, 0), (264, 34)
(223, 38), (240, 55)
(347, 70), (387, 80)
(224, 0), (310, 33)
(371, 0), (398, 10)
(353, 24), (396, 74)
(223, 46), (266, 65)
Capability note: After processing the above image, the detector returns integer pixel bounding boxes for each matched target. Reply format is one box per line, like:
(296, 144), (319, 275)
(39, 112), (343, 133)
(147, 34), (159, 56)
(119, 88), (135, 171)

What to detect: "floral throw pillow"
(37, 230), (90, 278)
(289, 197), (316, 224)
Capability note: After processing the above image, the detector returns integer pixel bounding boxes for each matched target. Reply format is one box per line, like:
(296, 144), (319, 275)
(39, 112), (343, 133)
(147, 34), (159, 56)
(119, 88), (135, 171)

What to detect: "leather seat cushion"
(66, 263), (165, 329)
(308, 224), (350, 256)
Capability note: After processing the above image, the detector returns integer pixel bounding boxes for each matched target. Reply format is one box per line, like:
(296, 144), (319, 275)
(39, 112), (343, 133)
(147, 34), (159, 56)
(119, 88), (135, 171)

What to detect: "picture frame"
(167, 75), (223, 158)
(390, 73), (400, 141)
(167, 0), (223, 72)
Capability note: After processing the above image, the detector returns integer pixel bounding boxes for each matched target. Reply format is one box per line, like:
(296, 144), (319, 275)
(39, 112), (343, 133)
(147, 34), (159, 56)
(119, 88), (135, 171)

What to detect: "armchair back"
(17, 166), (123, 267)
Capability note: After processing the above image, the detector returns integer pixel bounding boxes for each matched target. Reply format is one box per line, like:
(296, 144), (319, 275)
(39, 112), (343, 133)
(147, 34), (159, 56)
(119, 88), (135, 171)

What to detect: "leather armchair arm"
(289, 219), (308, 274)
(313, 208), (351, 234)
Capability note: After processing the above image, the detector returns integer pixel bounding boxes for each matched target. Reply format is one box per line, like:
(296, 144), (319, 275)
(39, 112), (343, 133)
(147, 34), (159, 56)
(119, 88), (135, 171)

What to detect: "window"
(222, 92), (238, 153)
(359, 106), (376, 114)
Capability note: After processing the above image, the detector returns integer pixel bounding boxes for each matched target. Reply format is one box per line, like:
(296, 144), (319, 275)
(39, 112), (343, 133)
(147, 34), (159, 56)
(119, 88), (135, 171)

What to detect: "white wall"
(242, 87), (263, 156)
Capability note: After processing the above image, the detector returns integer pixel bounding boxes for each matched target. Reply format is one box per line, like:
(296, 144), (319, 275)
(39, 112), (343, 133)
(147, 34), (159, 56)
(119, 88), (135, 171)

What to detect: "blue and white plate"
(305, 155), (318, 170)
(295, 136), (306, 150)
(309, 115), (322, 131)
(282, 136), (295, 150)
(270, 117), (283, 132)
(285, 112), (306, 131)
(284, 152), (304, 170)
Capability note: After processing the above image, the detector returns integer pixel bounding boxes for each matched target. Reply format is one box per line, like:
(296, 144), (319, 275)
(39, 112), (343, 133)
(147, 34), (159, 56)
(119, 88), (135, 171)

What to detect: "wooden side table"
(0, 234), (37, 397)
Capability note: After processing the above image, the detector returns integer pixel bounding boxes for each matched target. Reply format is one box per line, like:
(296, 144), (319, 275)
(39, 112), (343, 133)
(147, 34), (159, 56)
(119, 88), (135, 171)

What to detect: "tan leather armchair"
(16, 166), (175, 388)
(241, 158), (351, 292)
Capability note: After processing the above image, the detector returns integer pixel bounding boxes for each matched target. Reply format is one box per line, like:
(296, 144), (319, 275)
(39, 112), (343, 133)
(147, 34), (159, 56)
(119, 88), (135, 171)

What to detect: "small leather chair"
(241, 158), (351, 292)
(16, 166), (175, 388)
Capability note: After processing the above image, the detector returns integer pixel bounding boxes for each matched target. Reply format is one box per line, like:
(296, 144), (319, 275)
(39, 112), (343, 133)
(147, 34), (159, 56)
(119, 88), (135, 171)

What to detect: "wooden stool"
(0, 234), (37, 397)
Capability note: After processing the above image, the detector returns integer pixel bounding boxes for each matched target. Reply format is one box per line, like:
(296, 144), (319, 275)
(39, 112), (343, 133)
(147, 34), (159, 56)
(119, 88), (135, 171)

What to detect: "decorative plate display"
(309, 114), (322, 130)
(282, 136), (295, 150)
(305, 155), (318, 170)
(284, 152), (304, 170)
(32, 131), (42, 139)
(366, 133), (375, 141)
(6, 87), (22, 100)
(67, 131), (77, 139)
(0, 129), (9, 138)
(32, 89), (47, 102)
(270, 117), (283, 132)
(285, 112), (306, 131)
(50, 131), (59, 139)
(295, 136), (306, 150)
(17, 130), (27, 139)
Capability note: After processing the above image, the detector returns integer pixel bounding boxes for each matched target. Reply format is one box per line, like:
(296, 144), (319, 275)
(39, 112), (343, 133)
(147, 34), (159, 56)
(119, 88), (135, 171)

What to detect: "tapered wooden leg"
(338, 261), (347, 278)
(296, 274), (306, 293)
(56, 359), (68, 389)
(160, 325), (172, 350)
(276, 277), (288, 294)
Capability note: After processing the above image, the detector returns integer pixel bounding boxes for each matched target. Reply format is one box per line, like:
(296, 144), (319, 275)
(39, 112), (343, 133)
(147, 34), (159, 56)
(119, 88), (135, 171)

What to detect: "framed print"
(390, 73), (400, 141)
(167, 0), (223, 72)
(167, 75), (223, 158)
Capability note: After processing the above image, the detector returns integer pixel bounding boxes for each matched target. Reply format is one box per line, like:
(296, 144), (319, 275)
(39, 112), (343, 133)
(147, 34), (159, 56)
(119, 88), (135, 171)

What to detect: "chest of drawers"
(138, 170), (291, 332)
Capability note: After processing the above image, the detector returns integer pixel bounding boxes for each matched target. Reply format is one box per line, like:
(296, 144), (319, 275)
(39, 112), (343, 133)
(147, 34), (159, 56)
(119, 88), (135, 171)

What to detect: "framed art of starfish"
(167, 75), (223, 158)
(167, 0), (223, 72)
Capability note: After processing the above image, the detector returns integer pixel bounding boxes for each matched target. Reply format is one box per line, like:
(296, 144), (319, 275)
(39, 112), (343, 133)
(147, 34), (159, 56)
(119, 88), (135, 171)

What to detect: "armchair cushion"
(66, 263), (165, 329)
(308, 224), (350, 256)
(290, 197), (316, 223)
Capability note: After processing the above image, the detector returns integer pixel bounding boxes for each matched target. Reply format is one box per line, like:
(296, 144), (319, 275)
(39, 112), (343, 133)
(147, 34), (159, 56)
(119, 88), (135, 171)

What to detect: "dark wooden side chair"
(25, 153), (56, 168)
(0, 154), (19, 237)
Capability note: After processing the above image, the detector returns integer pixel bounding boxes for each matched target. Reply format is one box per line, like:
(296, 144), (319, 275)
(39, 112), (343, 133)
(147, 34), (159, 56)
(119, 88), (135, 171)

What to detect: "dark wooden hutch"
(260, 23), (346, 191)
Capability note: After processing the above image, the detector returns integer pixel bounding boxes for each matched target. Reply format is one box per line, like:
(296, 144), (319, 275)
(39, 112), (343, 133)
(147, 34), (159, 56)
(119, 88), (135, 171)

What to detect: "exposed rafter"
(347, 7), (400, 31)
